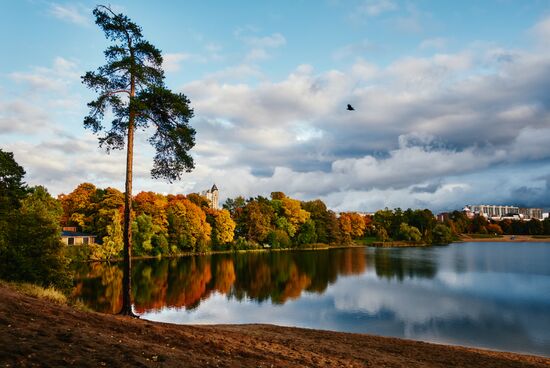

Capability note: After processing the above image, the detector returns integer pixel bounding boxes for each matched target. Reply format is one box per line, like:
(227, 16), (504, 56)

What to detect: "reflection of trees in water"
(72, 262), (123, 313)
(72, 248), (368, 313)
(373, 248), (437, 281)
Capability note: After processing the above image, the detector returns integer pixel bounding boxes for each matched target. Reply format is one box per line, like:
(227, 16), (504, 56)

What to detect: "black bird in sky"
(347, 104), (355, 111)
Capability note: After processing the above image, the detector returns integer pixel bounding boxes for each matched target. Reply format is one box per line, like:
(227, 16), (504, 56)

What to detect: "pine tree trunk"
(120, 76), (138, 317)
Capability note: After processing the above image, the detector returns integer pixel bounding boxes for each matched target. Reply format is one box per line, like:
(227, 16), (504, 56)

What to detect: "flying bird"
(347, 104), (355, 111)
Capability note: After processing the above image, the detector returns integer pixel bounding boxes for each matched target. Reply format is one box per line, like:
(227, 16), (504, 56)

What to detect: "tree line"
(442, 210), (550, 236)
(59, 185), (376, 259)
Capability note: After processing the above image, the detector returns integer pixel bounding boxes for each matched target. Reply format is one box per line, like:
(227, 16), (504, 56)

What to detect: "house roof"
(211, 183), (218, 191)
(61, 231), (96, 238)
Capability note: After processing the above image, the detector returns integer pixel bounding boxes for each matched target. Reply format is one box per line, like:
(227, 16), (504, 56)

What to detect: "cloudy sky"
(2, 0), (550, 212)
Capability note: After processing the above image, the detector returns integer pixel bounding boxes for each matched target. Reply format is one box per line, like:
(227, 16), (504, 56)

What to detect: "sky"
(1, 0), (550, 213)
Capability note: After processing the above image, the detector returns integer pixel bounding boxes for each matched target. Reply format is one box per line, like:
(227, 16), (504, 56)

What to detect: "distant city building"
(466, 205), (519, 218)
(201, 184), (219, 210)
(436, 212), (449, 222)
(519, 208), (543, 220)
(464, 205), (543, 220)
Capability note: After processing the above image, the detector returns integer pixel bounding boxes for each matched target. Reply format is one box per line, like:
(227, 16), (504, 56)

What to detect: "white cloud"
(48, 3), (90, 26)
(531, 16), (550, 46)
(333, 39), (378, 60)
(419, 37), (447, 50)
(355, 0), (397, 17)
(245, 48), (270, 62)
(0, 100), (52, 134)
(9, 57), (80, 92)
(236, 30), (286, 63)
(244, 33), (286, 49)
(163, 53), (192, 72)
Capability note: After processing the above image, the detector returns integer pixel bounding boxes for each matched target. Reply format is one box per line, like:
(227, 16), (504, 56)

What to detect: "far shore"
(458, 234), (550, 242)
(73, 236), (550, 263)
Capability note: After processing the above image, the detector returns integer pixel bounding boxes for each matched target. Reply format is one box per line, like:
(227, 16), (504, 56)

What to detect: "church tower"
(210, 184), (219, 210)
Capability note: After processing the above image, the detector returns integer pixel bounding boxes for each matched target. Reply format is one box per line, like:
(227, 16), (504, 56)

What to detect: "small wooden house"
(61, 227), (96, 246)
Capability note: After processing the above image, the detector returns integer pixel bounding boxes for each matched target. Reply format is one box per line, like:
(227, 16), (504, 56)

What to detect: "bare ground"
(0, 284), (549, 368)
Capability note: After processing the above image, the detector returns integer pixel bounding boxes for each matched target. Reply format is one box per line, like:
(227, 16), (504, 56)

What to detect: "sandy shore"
(459, 235), (550, 242)
(1, 284), (549, 367)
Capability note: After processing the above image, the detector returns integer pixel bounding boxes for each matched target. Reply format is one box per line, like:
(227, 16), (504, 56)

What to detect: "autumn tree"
(167, 197), (211, 252)
(133, 191), (168, 230)
(83, 6), (195, 315)
(240, 198), (275, 244)
(58, 182), (97, 231)
(486, 223), (503, 235)
(187, 193), (210, 209)
(206, 209), (236, 247)
(339, 214), (353, 243)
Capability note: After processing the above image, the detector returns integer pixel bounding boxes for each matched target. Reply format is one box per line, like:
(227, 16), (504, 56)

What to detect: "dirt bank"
(0, 284), (548, 368)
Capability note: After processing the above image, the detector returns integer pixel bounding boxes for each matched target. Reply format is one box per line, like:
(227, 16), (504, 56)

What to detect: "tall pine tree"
(82, 5), (195, 316)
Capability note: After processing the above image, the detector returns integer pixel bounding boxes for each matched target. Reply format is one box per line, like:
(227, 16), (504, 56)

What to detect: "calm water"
(73, 242), (550, 356)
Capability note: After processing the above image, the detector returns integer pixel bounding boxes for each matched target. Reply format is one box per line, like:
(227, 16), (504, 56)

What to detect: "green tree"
(132, 213), (157, 255)
(408, 209), (436, 241)
(432, 224), (453, 244)
(223, 196), (246, 215)
(0, 149), (28, 255)
(397, 223), (422, 242)
(93, 209), (123, 260)
(471, 215), (488, 234)
(0, 149), (27, 213)
(0, 186), (71, 290)
(528, 218), (543, 235)
(295, 219), (318, 245)
(449, 210), (470, 234)
(373, 208), (394, 235)
(83, 6), (196, 315)
(543, 218), (550, 235)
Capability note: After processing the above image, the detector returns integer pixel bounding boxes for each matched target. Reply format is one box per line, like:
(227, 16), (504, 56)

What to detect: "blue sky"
(2, 0), (550, 212)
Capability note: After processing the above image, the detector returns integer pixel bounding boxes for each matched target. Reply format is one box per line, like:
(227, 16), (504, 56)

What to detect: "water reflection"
(73, 247), (375, 313)
(72, 243), (550, 356)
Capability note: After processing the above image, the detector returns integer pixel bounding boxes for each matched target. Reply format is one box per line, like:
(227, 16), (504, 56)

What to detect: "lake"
(72, 242), (550, 357)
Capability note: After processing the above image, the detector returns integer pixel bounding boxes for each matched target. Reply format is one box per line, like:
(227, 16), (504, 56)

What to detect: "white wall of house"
(61, 236), (96, 246)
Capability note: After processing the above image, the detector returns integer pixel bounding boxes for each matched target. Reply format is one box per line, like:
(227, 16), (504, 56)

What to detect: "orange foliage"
(134, 191), (168, 230)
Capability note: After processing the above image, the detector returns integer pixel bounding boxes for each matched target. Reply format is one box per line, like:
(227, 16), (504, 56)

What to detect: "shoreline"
(76, 243), (366, 263)
(1, 283), (548, 367)
(458, 235), (550, 242)
(72, 236), (550, 264)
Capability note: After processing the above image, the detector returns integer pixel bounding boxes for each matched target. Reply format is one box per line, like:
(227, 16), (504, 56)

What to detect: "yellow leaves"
(339, 212), (366, 239)
(134, 191), (168, 231)
(281, 197), (310, 227)
(207, 209), (236, 245)
(167, 196), (211, 251)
